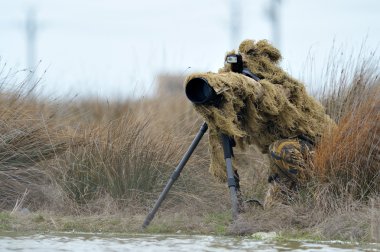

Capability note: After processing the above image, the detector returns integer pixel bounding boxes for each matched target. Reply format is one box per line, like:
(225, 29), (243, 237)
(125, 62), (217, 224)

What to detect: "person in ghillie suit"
(185, 39), (336, 208)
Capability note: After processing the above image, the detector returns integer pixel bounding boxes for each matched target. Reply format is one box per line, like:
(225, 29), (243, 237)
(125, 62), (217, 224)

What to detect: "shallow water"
(0, 233), (379, 252)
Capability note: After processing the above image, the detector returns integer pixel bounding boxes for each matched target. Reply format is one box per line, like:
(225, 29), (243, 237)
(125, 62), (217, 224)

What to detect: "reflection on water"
(0, 233), (379, 252)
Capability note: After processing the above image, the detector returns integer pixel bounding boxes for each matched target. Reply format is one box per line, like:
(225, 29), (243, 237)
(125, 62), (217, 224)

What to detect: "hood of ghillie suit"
(185, 39), (336, 181)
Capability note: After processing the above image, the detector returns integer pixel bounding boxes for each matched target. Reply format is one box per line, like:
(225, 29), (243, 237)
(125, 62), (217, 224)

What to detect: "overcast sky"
(0, 0), (379, 99)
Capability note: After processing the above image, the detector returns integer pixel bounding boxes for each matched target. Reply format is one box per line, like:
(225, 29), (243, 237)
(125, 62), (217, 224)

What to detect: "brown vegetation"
(0, 45), (379, 242)
(311, 53), (380, 211)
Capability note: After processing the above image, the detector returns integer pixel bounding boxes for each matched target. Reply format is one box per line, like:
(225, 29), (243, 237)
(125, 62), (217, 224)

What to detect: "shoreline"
(0, 209), (377, 243)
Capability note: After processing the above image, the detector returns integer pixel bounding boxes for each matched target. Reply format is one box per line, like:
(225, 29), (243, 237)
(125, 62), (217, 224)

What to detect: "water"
(0, 233), (379, 252)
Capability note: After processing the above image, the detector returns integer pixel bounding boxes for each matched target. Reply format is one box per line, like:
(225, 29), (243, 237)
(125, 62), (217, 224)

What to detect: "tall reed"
(311, 48), (379, 209)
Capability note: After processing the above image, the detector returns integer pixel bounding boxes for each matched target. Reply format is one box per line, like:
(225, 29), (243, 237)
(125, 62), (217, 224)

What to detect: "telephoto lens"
(185, 77), (218, 104)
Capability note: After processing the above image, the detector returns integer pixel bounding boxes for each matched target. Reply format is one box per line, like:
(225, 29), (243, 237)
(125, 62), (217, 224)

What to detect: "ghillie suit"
(264, 137), (315, 208)
(185, 39), (336, 207)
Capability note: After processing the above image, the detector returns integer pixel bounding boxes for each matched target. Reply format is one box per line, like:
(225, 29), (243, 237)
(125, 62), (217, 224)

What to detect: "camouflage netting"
(185, 39), (336, 181)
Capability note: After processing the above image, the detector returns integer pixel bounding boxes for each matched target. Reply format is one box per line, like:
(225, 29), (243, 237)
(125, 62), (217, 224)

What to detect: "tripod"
(142, 122), (240, 229)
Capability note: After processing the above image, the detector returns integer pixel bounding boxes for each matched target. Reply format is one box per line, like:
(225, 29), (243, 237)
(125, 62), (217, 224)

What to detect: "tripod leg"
(233, 169), (244, 211)
(221, 134), (240, 220)
(142, 122), (208, 229)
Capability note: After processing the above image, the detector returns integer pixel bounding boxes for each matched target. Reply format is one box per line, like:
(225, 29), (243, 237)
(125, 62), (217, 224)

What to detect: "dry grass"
(0, 46), (378, 241)
(310, 50), (380, 213)
(0, 68), (228, 217)
(313, 91), (379, 200)
(0, 75), (69, 210)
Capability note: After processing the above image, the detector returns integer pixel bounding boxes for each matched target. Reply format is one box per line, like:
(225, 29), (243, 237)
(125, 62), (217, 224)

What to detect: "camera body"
(226, 54), (260, 81)
(226, 54), (244, 73)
